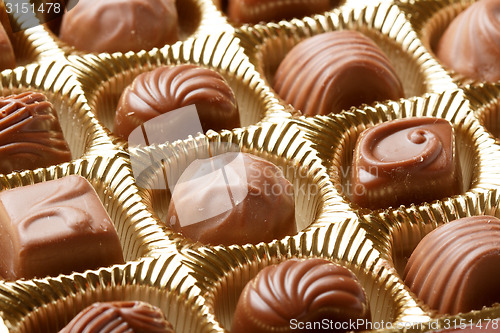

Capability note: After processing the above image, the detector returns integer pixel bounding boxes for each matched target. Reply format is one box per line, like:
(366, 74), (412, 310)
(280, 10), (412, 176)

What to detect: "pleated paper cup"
(465, 83), (500, 143)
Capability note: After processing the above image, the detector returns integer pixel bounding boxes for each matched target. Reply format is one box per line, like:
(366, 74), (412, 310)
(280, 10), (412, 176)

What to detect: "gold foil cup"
(465, 83), (500, 143)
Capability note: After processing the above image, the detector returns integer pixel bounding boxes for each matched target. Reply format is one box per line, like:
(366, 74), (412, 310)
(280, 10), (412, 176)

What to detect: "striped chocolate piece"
(404, 216), (500, 315)
(231, 258), (371, 333)
(274, 31), (404, 116)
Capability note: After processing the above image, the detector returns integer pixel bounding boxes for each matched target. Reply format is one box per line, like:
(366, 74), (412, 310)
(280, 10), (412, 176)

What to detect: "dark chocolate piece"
(0, 92), (72, 174)
(114, 65), (240, 140)
(59, 301), (175, 333)
(350, 117), (462, 209)
(0, 22), (14, 70)
(59, 0), (179, 53)
(404, 216), (500, 315)
(231, 258), (371, 333)
(0, 175), (124, 280)
(436, 0), (500, 82)
(274, 30), (404, 116)
(167, 152), (296, 246)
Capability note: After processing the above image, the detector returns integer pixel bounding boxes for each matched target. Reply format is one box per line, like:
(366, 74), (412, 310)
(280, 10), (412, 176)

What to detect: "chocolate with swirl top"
(436, 0), (500, 82)
(59, 301), (175, 333)
(404, 216), (500, 315)
(350, 117), (462, 209)
(0, 175), (124, 280)
(231, 258), (371, 333)
(114, 65), (240, 140)
(273, 31), (404, 116)
(0, 92), (72, 174)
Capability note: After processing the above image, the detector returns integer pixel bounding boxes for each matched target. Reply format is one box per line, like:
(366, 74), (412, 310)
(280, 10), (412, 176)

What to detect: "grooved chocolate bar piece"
(0, 175), (124, 280)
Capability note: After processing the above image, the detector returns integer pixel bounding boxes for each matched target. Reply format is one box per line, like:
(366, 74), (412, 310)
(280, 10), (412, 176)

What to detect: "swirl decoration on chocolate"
(404, 216), (500, 315)
(231, 258), (371, 333)
(59, 0), (179, 53)
(0, 92), (72, 175)
(114, 65), (240, 140)
(350, 117), (462, 210)
(273, 31), (404, 116)
(59, 301), (175, 333)
(436, 0), (500, 82)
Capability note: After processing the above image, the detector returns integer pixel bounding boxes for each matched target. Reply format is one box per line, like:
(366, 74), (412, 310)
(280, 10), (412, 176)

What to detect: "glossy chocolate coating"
(0, 175), (124, 280)
(227, 0), (333, 25)
(404, 216), (500, 315)
(231, 258), (371, 333)
(167, 153), (296, 246)
(0, 92), (72, 174)
(274, 31), (404, 116)
(59, 301), (175, 333)
(350, 117), (462, 210)
(436, 0), (500, 82)
(114, 65), (240, 140)
(59, 0), (178, 53)
(0, 22), (15, 70)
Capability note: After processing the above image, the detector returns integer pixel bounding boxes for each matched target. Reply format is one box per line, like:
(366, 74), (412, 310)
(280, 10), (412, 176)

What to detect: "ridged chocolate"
(167, 152), (296, 246)
(273, 31), (404, 116)
(59, 301), (175, 333)
(350, 117), (462, 210)
(404, 216), (500, 315)
(436, 0), (500, 82)
(59, 0), (179, 53)
(0, 92), (72, 175)
(114, 65), (240, 140)
(0, 22), (15, 70)
(231, 258), (371, 333)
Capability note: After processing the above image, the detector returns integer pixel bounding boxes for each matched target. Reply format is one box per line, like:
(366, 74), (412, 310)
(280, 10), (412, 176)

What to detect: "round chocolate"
(231, 258), (371, 333)
(59, 301), (175, 333)
(59, 0), (179, 53)
(273, 30), (404, 116)
(436, 0), (500, 82)
(404, 216), (500, 315)
(167, 152), (296, 246)
(0, 22), (15, 70)
(114, 65), (240, 140)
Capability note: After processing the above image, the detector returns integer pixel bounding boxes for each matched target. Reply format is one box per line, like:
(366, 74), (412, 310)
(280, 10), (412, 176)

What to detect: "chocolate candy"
(404, 216), (500, 315)
(0, 92), (72, 174)
(274, 31), (404, 116)
(0, 22), (15, 70)
(436, 0), (500, 82)
(227, 0), (333, 25)
(231, 258), (371, 333)
(350, 117), (462, 210)
(59, 301), (175, 333)
(59, 0), (179, 53)
(167, 152), (296, 246)
(114, 65), (240, 140)
(0, 175), (124, 280)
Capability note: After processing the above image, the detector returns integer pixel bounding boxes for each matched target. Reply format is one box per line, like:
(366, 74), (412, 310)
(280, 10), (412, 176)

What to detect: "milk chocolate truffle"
(0, 23), (15, 70)
(227, 0), (333, 25)
(350, 117), (462, 210)
(436, 0), (500, 82)
(167, 152), (296, 246)
(404, 216), (500, 315)
(0, 92), (72, 174)
(59, 0), (179, 53)
(59, 301), (175, 333)
(274, 31), (404, 116)
(114, 65), (240, 140)
(231, 258), (371, 333)
(0, 175), (124, 280)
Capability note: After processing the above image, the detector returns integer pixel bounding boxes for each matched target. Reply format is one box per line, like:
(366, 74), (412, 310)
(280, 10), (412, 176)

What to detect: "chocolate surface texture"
(436, 0), (500, 82)
(350, 117), (462, 210)
(231, 258), (371, 333)
(59, 301), (175, 333)
(167, 152), (296, 246)
(114, 65), (240, 140)
(59, 0), (178, 53)
(404, 215), (500, 315)
(274, 30), (404, 116)
(0, 175), (124, 280)
(0, 92), (72, 174)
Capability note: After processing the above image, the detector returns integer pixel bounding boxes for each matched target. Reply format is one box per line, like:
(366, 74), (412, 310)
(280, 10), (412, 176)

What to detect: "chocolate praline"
(231, 258), (371, 333)
(274, 30), (404, 116)
(0, 22), (15, 70)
